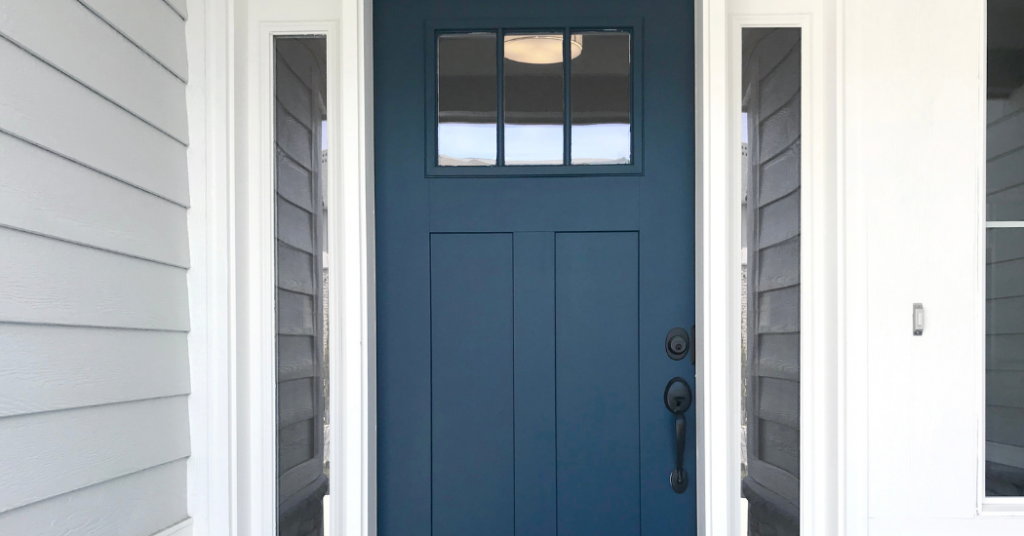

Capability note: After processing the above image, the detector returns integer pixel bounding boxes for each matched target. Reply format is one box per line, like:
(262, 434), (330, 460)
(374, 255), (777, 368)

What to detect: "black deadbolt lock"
(665, 327), (690, 361)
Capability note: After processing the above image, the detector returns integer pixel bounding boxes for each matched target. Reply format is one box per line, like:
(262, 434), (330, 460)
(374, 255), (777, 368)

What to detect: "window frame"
(424, 18), (645, 177)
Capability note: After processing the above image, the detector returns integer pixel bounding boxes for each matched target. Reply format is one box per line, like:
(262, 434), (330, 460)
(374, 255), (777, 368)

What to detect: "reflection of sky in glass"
(438, 123), (497, 164)
(572, 124), (630, 163)
(439, 123), (632, 164)
(505, 124), (563, 164)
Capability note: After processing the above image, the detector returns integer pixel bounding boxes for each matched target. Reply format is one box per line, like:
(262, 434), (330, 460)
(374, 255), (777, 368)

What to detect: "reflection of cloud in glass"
(572, 124), (630, 164)
(438, 123), (497, 166)
(505, 124), (563, 165)
(439, 123), (631, 166)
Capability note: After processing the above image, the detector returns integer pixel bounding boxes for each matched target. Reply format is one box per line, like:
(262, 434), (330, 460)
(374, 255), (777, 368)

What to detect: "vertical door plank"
(430, 233), (515, 536)
(555, 232), (640, 536)
(513, 232), (557, 536)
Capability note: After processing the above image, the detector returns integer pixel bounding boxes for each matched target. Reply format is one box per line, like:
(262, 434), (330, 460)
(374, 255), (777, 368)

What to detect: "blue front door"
(374, 0), (696, 534)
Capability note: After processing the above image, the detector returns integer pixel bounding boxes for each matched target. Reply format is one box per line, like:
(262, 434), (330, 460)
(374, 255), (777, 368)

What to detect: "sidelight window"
(429, 24), (641, 175)
(985, 0), (1024, 498)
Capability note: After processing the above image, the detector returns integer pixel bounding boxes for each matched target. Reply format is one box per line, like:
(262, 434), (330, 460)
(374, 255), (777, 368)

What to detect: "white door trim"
(186, 1), (375, 536)
(697, 0), (846, 534)
(189, 0), (852, 535)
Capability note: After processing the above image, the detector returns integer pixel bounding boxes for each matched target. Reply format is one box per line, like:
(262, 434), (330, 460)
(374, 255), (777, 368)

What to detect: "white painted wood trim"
(153, 518), (195, 536)
(701, 1), (840, 534)
(695, 0), (733, 534)
(185, 0), (239, 535)
(834, 0), (871, 533)
(189, 2), (373, 536)
(977, 0), (1024, 518)
(335, 1), (377, 536)
(243, 6), (364, 536)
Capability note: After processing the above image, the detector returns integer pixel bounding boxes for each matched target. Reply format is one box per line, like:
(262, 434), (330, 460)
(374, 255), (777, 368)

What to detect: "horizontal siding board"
(280, 458), (325, 504)
(987, 146), (1024, 195)
(163, 0), (187, 19)
(987, 296), (1024, 335)
(757, 190), (800, 248)
(756, 333), (800, 381)
(279, 378), (315, 429)
(758, 377), (800, 429)
(988, 109), (1024, 159)
(0, 0), (188, 143)
(0, 460), (188, 536)
(276, 57), (313, 130)
(757, 238), (799, 291)
(277, 39), (320, 93)
(758, 420), (799, 477)
(988, 228), (1024, 264)
(989, 183), (1024, 221)
(0, 133), (189, 267)
(758, 95), (800, 163)
(742, 29), (798, 91)
(279, 419), (315, 475)
(754, 30), (799, 77)
(988, 370), (1024, 409)
(278, 290), (315, 336)
(277, 149), (314, 211)
(758, 143), (799, 206)
(989, 99), (1022, 124)
(301, 38), (327, 74)
(0, 396), (190, 513)
(0, 228), (189, 331)
(759, 48), (800, 119)
(79, 0), (189, 82)
(0, 38), (189, 206)
(0, 324), (189, 418)
(278, 200), (315, 253)
(990, 406), (1024, 447)
(756, 286), (800, 334)
(277, 107), (313, 170)
(279, 335), (316, 382)
(747, 458), (799, 507)
(988, 441), (1024, 469)
(277, 245), (315, 295)
(988, 334), (1024, 370)
(988, 257), (1024, 300)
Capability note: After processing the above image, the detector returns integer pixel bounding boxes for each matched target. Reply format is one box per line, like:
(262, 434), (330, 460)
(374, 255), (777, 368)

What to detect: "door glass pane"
(274, 35), (331, 534)
(986, 0), (1024, 496)
(504, 33), (565, 165)
(740, 28), (801, 533)
(571, 31), (631, 165)
(438, 33), (497, 166)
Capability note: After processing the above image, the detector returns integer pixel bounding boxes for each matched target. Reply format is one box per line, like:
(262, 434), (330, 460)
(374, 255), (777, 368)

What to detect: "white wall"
(840, 0), (1024, 533)
(0, 0), (192, 534)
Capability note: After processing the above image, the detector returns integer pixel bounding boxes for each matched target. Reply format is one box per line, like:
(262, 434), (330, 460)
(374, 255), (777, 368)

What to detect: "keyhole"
(665, 327), (690, 360)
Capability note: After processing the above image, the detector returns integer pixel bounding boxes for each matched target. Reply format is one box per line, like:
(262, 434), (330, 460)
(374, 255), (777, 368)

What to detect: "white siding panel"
(163, 0), (187, 20)
(0, 133), (189, 267)
(0, 0), (188, 142)
(79, 0), (189, 82)
(0, 0), (191, 529)
(0, 396), (190, 513)
(0, 37), (189, 206)
(0, 324), (190, 418)
(0, 460), (188, 536)
(0, 228), (189, 331)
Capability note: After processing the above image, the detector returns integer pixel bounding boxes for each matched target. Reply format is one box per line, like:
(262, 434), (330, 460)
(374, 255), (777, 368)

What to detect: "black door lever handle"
(664, 377), (693, 494)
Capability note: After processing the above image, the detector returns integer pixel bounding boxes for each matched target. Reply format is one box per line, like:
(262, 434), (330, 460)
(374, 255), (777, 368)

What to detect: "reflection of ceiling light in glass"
(504, 34), (582, 64)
